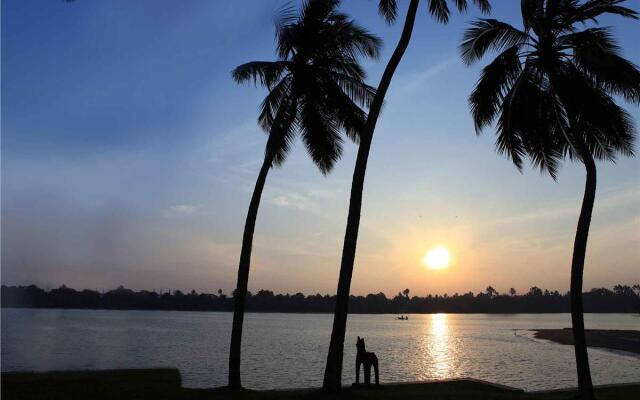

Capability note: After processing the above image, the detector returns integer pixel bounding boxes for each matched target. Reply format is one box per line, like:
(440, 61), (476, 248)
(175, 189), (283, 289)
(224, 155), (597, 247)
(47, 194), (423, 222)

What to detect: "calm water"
(1, 309), (639, 390)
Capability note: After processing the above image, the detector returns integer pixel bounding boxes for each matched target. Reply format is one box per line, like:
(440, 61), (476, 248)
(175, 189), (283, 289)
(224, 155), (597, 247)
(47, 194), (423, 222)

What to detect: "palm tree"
(322, 0), (491, 392)
(227, 0), (381, 389)
(460, 1), (639, 398)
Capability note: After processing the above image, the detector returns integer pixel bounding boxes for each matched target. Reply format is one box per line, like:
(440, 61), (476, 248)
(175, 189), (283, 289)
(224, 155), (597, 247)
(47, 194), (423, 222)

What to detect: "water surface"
(2, 309), (638, 390)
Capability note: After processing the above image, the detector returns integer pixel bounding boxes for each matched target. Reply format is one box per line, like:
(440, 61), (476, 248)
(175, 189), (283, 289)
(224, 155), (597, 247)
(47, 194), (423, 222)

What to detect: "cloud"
(163, 204), (198, 218)
(489, 184), (640, 227)
(307, 189), (337, 200)
(207, 120), (265, 173)
(395, 56), (457, 95)
(268, 183), (344, 213)
(271, 194), (310, 211)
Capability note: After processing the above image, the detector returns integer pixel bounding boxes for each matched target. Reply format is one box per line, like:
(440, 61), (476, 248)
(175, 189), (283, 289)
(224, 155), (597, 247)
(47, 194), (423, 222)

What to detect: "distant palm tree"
(228, 0), (381, 389)
(461, 1), (638, 398)
(322, 0), (491, 392)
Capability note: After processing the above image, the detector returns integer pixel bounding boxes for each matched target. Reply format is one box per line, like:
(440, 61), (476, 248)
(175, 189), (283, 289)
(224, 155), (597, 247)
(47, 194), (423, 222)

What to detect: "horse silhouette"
(355, 336), (379, 386)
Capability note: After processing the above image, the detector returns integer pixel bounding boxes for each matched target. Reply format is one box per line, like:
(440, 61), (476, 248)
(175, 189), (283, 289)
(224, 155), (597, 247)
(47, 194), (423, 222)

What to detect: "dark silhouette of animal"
(355, 336), (379, 386)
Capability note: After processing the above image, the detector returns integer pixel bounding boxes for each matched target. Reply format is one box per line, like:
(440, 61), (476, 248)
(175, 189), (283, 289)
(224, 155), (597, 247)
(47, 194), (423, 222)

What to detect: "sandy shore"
(532, 328), (640, 355)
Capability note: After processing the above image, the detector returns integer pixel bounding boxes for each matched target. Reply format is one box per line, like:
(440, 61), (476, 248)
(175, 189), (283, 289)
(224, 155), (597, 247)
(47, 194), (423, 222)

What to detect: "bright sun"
(423, 247), (451, 270)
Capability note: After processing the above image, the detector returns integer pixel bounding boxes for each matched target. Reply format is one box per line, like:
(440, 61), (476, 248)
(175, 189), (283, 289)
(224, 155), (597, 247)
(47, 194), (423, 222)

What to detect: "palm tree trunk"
(571, 150), (596, 400)
(228, 154), (272, 389)
(322, 0), (420, 392)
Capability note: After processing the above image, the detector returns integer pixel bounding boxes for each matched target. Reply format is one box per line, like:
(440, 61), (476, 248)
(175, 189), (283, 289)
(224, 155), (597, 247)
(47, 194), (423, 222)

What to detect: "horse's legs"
(364, 364), (371, 385)
(373, 359), (379, 385)
(355, 360), (360, 384)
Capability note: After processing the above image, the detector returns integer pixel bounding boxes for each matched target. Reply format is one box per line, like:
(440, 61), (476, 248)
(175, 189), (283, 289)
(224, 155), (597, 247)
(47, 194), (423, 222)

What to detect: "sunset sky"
(2, 0), (638, 297)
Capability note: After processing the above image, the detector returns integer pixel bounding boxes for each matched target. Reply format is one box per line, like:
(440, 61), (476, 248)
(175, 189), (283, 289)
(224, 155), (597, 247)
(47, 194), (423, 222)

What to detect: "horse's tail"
(373, 357), (379, 385)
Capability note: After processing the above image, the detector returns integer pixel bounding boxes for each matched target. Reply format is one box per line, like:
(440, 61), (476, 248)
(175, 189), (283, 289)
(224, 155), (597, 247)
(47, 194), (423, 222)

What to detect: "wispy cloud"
(489, 184), (640, 227)
(207, 120), (265, 175)
(163, 204), (198, 218)
(271, 195), (309, 210)
(307, 188), (338, 200)
(268, 183), (343, 214)
(395, 56), (457, 96)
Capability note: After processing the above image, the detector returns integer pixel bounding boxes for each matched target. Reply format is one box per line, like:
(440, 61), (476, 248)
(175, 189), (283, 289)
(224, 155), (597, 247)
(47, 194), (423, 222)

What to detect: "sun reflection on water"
(422, 313), (454, 379)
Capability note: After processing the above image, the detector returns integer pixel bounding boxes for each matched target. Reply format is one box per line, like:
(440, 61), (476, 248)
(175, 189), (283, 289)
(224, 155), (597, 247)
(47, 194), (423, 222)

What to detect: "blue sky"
(2, 0), (639, 296)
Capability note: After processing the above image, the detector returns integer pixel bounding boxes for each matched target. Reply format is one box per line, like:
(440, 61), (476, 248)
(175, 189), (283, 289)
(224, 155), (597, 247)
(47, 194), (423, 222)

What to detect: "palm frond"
(453, 0), (490, 14)
(299, 89), (343, 175)
(378, 0), (398, 24)
(520, 0), (543, 32)
(563, 28), (640, 103)
(469, 45), (523, 133)
(454, 0), (468, 12)
(274, 3), (297, 46)
(472, 0), (492, 14)
(460, 19), (529, 65)
(275, 3), (299, 60)
(321, 59), (367, 81)
(232, 61), (290, 88)
(494, 73), (528, 173)
(323, 80), (369, 142)
(265, 98), (299, 167)
(546, 0), (580, 24)
(428, 0), (451, 23)
(554, 63), (636, 159)
(499, 67), (564, 178)
(258, 78), (292, 132)
(326, 71), (377, 108)
(323, 19), (383, 60)
(567, 0), (638, 24)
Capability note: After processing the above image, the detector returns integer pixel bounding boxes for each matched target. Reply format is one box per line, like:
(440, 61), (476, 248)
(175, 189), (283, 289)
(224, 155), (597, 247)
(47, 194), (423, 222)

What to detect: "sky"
(2, 0), (638, 297)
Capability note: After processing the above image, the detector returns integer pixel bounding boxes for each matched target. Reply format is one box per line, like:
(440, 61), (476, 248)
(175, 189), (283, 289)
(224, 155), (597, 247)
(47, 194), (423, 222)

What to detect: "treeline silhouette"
(2, 284), (639, 313)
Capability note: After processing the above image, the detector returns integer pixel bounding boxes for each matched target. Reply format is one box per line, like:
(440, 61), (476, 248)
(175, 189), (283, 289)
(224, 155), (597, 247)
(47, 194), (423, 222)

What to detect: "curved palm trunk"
(228, 154), (272, 389)
(571, 151), (596, 400)
(322, 0), (420, 392)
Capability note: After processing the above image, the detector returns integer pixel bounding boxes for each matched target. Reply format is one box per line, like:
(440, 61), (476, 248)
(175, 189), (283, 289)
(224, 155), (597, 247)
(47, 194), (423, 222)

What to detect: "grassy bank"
(2, 369), (639, 399)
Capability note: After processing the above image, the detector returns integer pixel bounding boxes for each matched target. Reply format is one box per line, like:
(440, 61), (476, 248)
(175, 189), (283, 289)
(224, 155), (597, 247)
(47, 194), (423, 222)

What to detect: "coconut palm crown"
(461, 0), (638, 178)
(232, 0), (381, 174)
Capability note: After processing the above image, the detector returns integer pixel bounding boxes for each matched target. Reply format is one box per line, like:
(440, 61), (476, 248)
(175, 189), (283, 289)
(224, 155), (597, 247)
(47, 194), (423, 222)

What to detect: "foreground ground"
(2, 369), (640, 400)
(532, 329), (640, 354)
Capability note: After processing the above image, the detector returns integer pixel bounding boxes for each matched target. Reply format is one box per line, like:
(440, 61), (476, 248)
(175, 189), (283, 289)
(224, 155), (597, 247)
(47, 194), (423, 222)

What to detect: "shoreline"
(3, 369), (640, 399)
(532, 328), (640, 355)
(2, 306), (639, 315)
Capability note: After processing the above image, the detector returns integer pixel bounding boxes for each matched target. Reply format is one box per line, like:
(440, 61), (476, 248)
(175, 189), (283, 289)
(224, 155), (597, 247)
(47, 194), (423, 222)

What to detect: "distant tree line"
(2, 284), (639, 313)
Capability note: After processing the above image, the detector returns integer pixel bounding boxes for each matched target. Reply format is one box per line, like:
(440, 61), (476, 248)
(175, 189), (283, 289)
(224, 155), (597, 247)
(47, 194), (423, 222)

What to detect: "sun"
(423, 247), (451, 270)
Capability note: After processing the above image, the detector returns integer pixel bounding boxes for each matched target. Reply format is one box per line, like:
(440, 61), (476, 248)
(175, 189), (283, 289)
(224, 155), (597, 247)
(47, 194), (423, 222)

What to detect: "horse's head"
(356, 336), (365, 353)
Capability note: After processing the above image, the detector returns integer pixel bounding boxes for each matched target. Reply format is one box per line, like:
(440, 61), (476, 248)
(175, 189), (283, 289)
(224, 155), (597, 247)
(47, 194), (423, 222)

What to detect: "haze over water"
(2, 309), (638, 390)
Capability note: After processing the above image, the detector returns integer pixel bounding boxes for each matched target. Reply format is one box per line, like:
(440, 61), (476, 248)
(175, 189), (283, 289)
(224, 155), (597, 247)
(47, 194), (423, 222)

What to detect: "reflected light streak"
(429, 313), (452, 379)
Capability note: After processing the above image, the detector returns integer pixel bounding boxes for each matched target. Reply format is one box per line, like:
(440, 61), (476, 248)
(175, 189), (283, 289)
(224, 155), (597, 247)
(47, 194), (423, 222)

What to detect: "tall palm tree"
(227, 0), (381, 389)
(460, 1), (639, 398)
(322, 0), (491, 392)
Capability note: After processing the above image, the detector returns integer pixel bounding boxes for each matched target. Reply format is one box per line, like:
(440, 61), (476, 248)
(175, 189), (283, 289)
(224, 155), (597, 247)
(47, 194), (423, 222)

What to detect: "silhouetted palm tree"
(322, 0), (491, 392)
(228, 0), (381, 390)
(461, 1), (638, 398)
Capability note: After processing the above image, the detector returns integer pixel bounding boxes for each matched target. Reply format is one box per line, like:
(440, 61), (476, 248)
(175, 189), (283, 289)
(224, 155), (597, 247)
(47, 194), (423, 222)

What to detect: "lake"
(1, 309), (638, 390)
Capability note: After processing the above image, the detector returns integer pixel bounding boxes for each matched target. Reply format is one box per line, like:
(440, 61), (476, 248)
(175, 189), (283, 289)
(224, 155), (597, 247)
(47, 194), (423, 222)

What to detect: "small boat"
(397, 315), (408, 320)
